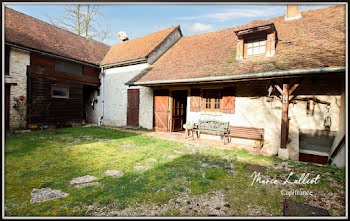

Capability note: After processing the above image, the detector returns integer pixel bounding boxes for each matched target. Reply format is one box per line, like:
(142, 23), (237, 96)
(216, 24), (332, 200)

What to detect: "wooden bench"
(229, 126), (264, 148)
(195, 120), (230, 145)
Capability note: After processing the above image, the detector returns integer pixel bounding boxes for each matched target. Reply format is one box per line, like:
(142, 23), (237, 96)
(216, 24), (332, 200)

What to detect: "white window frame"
(246, 39), (266, 56)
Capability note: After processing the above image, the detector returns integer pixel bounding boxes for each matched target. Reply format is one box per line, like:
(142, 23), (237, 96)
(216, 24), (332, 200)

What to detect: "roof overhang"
(5, 42), (100, 68)
(127, 66), (345, 86)
(235, 23), (276, 38)
(101, 58), (147, 69)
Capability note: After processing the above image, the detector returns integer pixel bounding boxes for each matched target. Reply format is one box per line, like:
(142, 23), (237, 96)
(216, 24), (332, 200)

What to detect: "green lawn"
(4, 127), (346, 216)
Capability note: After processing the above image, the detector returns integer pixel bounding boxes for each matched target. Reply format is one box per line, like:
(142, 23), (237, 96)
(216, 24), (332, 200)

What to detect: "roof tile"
(5, 7), (110, 65)
(101, 26), (179, 65)
(136, 6), (345, 83)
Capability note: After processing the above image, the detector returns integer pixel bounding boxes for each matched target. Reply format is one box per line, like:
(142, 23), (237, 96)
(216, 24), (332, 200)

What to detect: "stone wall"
(5, 48), (30, 129)
(330, 90), (346, 168)
(138, 86), (154, 129)
(102, 63), (153, 129)
(84, 88), (102, 125)
(187, 95), (340, 157)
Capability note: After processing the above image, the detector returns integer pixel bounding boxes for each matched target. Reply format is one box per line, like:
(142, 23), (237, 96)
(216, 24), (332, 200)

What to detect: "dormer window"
(235, 23), (277, 59)
(245, 38), (266, 56)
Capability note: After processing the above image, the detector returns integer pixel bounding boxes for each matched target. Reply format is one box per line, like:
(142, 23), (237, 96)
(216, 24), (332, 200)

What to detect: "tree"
(47, 4), (111, 41)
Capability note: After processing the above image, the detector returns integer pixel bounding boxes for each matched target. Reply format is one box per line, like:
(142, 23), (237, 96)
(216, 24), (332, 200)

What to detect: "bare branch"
(46, 4), (110, 41)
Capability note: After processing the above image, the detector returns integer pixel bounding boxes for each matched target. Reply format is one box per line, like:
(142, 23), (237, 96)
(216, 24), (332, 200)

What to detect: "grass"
(4, 127), (346, 216)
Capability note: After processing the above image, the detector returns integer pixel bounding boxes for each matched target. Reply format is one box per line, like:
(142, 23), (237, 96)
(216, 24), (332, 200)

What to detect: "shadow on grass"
(4, 126), (140, 156)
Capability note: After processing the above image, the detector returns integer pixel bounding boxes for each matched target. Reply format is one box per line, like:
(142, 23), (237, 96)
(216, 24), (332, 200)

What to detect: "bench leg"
(224, 135), (228, 145)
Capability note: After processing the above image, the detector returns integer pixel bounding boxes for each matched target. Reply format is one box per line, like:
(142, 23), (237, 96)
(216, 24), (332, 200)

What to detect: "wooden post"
(280, 81), (289, 149)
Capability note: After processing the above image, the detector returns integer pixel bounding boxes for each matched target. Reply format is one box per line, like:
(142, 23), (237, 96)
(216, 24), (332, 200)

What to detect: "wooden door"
(5, 84), (11, 131)
(154, 90), (169, 132)
(127, 89), (139, 127)
(172, 90), (187, 132)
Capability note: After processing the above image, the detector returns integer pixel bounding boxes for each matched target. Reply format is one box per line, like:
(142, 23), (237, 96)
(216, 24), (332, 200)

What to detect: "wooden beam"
(328, 135), (345, 163)
(288, 84), (299, 95)
(288, 78), (303, 96)
(293, 97), (330, 105)
(275, 85), (283, 94)
(280, 82), (289, 149)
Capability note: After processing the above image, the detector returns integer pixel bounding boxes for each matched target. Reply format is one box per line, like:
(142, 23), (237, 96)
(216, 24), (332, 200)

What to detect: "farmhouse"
(4, 7), (110, 130)
(3, 5), (346, 167)
(125, 5), (346, 166)
(97, 26), (182, 128)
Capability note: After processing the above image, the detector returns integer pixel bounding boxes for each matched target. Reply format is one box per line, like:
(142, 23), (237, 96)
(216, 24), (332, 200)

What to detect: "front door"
(154, 90), (169, 132)
(127, 89), (139, 127)
(172, 90), (187, 132)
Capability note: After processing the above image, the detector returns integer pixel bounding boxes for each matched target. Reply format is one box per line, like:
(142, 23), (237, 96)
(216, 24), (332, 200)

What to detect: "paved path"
(103, 126), (268, 156)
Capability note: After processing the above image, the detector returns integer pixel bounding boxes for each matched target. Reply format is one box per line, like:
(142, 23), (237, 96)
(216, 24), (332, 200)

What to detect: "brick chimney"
(285, 5), (302, 21)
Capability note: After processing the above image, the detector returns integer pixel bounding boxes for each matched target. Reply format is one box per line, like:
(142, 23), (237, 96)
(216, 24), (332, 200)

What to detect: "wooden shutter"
(221, 87), (235, 114)
(190, 89), (201, 112)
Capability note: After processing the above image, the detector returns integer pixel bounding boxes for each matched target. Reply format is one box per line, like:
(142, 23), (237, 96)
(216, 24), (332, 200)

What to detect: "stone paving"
(30, 187), (69, 203)
(146, 158), (157, 162)
(70, 175), (98, 185)
(75, 182), (101, 188)
(103, 126), (268, 156)
(133, 166), (151, 170)
(104, 170), (124, 178)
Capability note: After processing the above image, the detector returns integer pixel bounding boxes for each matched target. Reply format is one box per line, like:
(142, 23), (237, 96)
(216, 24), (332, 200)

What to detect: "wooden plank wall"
(27, 52), (100, 126)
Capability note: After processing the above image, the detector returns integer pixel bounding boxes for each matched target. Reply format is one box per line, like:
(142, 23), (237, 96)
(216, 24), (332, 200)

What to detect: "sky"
(5, 3), (335, 46)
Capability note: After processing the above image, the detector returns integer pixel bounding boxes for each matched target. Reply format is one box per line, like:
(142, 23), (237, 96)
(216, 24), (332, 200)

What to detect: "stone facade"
(101, 63), (153, 129)
(5, 47), (30, 129)
(330, 90), (346, 168)
(135, 86), (154, 129)
(84, 88), (102, 124)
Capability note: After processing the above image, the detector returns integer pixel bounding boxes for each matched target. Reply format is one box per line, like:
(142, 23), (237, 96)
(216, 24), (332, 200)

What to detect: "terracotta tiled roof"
(5, 7), (110, 65)
(136, 6), (345, 83)
(101, 26), (179, 65)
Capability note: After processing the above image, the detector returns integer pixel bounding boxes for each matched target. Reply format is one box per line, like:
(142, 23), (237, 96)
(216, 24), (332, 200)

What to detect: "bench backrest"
(198, 120), (229, 132)
(229, 126), (264, 139)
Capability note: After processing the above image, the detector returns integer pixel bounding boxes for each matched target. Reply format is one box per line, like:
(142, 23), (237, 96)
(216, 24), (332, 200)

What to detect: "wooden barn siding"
(27, 53), (100, 125)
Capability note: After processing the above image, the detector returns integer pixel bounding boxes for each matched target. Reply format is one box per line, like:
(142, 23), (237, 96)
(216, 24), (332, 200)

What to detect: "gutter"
(6, 42), (100, 68)
(101, 58), (147, 69)
(129, 66), (345, 86)
(98, 66), (105, 126)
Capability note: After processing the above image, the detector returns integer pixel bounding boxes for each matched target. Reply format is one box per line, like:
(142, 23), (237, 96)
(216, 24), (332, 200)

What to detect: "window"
(51, 85), (69, 98)
(5, 45), (10, 75)
(203, 90), (221, 112)
(55, 60), (82, 75)
(235, 23), (276, 59)
(245, 39), (266, 56)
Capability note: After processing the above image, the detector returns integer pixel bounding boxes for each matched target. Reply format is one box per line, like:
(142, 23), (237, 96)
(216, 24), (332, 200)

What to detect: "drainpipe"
(98, 66), (105, 126)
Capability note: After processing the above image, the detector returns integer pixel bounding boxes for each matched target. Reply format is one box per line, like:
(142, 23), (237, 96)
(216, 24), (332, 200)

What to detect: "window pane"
(52, 87), (67, 97)
(260, 40), (266, 46)
(247, 48), (253, 55)
(253, 41), (259, 47)
(253, 47), (260, 54)
(247, 42), (253, 48)
(215, 98), (220, 109)
(260, 46), (266, 53)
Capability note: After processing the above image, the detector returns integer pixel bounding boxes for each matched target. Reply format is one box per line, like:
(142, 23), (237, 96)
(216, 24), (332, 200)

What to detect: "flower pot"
(28, 124), (38, 131)
(82, 120), (86, 126)
(48, 125), (56, 130)
(71, 123), (76, 128)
